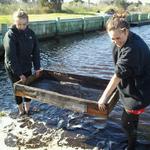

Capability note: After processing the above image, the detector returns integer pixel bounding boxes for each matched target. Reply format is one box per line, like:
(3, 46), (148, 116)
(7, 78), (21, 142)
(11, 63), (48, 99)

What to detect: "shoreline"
(0, 110), (96, 150)
(0, 115), (77, 150)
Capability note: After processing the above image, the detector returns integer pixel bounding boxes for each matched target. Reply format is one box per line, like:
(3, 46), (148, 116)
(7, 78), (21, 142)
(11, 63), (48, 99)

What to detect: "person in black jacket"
(98, 14), (150, 150)
(3, 9), (41, 116)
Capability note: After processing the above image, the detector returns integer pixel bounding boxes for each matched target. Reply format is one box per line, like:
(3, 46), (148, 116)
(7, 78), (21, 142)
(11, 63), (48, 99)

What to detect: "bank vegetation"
(0, 0), (150, 24)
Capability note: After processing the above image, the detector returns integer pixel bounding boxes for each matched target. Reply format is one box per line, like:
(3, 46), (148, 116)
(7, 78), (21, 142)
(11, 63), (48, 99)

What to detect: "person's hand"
(98, 101), (107, 111)
(19, 75), (27, 83)
(35, 69), (42, 78)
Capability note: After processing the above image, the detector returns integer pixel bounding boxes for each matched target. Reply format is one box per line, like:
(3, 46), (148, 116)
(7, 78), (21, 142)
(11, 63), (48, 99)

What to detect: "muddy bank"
(0, 107), (107, 150)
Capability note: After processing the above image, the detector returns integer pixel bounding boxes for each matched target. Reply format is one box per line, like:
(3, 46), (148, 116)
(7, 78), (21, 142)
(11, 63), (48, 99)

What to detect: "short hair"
(13, 9), (28, 21)
(106, 13), (130, 32)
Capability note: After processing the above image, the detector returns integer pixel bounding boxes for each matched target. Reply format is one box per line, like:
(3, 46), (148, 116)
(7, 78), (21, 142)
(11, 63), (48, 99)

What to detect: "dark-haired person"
(98, 14), (150, 150)
(3, 9), (41, 116)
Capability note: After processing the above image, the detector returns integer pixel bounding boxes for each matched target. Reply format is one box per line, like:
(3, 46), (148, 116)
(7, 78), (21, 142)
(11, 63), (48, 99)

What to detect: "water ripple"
(1, 25), (150, 149)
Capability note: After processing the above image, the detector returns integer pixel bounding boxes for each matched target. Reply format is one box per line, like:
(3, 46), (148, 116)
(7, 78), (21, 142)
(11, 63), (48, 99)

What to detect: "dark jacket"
(113, 31), (150, 110)
(3, 25), (40, 76)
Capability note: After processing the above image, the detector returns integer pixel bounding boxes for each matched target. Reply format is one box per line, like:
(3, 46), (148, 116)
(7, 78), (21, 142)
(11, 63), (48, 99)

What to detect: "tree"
(114, 0), (129, 10)
(39, 0), (63, 12)
(50, 0), (63, 12)
(39, 0), (48, 6)
(0, 0), (15, 3)
(22, 0), (28, 2)
(73, 0), (83, 2)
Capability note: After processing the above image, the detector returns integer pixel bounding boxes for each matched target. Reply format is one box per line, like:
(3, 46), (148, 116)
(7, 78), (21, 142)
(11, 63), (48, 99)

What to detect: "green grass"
(0, 2), (150, 24)
(29, 13), (93, 21)
(0, 15), (12, 24)
(0, 13), (94, 24)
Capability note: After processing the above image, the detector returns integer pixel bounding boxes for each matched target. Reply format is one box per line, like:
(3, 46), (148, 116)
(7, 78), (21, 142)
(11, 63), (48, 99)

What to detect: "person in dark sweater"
(98, 14), (150, 150)
(3, 9), (41, 116)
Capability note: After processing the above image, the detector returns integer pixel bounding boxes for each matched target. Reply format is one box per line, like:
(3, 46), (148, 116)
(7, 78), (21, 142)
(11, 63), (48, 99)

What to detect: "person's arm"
(31, 32), (41, 78)
(32, 33), (41, 71)
(98, 73), (121, 111)
(4, 32), (22, 77)
(19, 74), (27, 83)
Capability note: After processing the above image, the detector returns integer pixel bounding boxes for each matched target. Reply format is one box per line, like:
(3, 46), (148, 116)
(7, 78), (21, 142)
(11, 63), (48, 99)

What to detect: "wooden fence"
(0, 13), (150, 58)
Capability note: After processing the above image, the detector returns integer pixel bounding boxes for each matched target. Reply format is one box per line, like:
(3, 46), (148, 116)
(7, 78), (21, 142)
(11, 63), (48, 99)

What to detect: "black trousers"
(121, 109), (139, 150)
(5, 66), (31, 105)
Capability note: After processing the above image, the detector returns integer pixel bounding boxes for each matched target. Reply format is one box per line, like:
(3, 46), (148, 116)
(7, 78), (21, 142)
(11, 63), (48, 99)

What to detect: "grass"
(0, 13), (94, 24)
(29, 13), (93, 21)
(0, 2), (150, 24)
(0, 15), (12, 24)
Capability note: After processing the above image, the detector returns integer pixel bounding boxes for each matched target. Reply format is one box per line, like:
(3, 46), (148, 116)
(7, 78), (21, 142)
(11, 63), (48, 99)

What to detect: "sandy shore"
(0, 112), (98, 150)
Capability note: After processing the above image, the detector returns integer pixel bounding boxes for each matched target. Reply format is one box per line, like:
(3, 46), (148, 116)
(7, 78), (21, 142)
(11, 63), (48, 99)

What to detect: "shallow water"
(1, 25), (150, 149)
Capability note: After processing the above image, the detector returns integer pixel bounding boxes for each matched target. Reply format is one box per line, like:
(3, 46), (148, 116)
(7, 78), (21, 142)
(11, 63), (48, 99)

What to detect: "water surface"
(1, 25), (150, 149)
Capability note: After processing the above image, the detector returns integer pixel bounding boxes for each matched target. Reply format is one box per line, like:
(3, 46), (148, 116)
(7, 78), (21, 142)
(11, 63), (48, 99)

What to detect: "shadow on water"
(1, 25), (150, 149)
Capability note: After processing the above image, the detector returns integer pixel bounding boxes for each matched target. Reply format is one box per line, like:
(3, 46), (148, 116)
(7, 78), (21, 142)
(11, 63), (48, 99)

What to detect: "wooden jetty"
(14, 70), (119, 117)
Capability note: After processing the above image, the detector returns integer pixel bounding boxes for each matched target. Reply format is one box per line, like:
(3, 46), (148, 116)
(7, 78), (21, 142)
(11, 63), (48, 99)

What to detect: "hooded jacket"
(113, 31), (150, 110)
(4, 25), (40, 76)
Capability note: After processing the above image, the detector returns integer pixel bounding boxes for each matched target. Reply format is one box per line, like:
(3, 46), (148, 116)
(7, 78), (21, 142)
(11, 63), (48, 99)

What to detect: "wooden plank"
(87, 89), (119, 117)
(43, 69), (109, 89)
(14, 84), (93, 113)
(16, 69), (108, 89)
(87, 103), (107, 117)
(107, 89), (119, 113)
(15, 71), (44, 85)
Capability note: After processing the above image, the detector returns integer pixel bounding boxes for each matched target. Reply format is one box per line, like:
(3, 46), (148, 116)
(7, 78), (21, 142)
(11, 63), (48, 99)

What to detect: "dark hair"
(13, 9), (28, 21)
(106, 13), (130, 32)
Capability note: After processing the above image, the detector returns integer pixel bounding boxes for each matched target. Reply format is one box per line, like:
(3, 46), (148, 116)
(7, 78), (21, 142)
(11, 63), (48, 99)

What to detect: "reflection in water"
(0, 25), (150, 149)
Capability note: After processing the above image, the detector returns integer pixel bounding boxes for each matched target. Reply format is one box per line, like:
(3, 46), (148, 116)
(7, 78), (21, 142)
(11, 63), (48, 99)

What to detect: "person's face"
(14, 18), (28, 31)
(108, 29), (128, 48)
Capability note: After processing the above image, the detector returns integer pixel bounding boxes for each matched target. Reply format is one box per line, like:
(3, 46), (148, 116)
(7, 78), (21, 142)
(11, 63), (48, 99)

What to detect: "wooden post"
(138, 14), (141, 22)
(0, 33), (3, 57)
(99, 16), (104, 30)
(148, 13), (150, 20)
(55, 17), (61, 42)
(1, 24), (8, 39)
(82, 17), (86, 34)
(0, 24), (7, 56)
(0, 33), (2, 46)
(56, 17), (61, 35)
